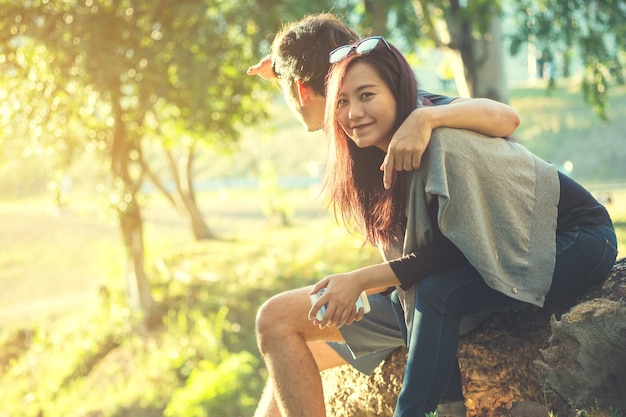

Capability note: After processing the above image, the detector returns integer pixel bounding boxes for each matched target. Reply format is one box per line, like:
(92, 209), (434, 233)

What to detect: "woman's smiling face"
(336, 61), (397, 152)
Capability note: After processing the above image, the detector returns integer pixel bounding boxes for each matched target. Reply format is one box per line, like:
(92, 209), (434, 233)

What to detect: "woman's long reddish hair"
(323, 40), (418, 247)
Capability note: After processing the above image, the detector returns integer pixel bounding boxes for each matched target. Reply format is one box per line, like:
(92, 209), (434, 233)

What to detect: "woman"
(308, 36), (618, 416)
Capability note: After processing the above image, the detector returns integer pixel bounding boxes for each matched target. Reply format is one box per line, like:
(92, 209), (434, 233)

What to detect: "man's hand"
(247, 55), (277, 81)
(382, 107), (433, 189)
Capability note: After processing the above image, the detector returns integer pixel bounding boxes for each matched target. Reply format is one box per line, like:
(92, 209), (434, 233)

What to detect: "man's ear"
(295, 79), (314, 106)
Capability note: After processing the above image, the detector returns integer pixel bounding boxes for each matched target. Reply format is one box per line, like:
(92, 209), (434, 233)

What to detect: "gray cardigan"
(380, 128), (560, 336)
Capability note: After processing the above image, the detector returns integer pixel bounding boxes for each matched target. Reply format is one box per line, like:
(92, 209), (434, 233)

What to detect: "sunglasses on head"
(329, 36), (392, 64)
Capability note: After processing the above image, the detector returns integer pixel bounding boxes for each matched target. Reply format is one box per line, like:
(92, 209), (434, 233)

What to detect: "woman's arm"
(308, 263), (399, 328)
(382, 98), (521, 189)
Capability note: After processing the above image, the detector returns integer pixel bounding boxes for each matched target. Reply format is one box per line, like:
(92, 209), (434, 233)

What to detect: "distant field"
(0, 184), (624, 325)
(0, 187), (330, 324)
(510, 82), (626, 182)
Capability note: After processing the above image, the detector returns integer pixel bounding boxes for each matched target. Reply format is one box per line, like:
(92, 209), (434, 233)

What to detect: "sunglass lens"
(330, 46), (352, 63)
(355, 37), (381, 55)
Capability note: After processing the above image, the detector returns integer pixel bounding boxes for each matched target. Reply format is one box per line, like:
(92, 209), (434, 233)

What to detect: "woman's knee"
(415, 266), (485, 314)
(416, 275), (449, 308)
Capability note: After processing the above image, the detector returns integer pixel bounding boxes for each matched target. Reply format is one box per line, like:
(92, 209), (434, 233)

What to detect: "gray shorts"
(327, 291), (489, 375)
(327, 293), (404, 375)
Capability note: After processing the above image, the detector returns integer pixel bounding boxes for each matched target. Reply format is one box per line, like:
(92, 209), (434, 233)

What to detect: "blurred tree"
(0, 0), (288, 326)
(355, 0), (624, 116)
(347, 0), (509, 102)
(246, 0), (504, 102)
(509, 0), (626, 120)
(261, 0), (624, 115)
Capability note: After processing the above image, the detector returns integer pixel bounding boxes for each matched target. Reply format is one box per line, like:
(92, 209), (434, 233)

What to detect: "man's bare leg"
(254, 286), (347, 417)
(254, 341), (345, 417)
(255, 380), (281, 417)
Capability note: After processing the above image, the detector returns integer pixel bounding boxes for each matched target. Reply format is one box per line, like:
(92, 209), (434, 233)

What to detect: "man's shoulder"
(418, 90), (456, 106)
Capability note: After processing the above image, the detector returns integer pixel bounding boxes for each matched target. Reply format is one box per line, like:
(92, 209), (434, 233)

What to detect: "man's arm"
(247, 55), (277, 81)
(431, 97), (520, 137)
(382, 97), (521, 189)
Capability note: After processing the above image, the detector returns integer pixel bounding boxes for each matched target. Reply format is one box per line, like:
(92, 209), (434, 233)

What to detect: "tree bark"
(141, 144), (216, 241)
(363, 0), (389, 35)
(321, 258), (626, 417)
(470, 14), (508, 102)
(110, 95), (157, 329)
(176, 145), (216, 240)
(442, 4), (509, 102)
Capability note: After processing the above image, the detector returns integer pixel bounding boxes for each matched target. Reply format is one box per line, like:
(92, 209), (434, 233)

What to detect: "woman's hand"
(308, 272), (366, 328)
(382, 106), (434, 190)
(308, 263), (400, 328)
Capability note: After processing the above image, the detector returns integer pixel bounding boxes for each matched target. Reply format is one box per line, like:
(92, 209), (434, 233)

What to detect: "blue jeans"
(393, 223), (618, 417)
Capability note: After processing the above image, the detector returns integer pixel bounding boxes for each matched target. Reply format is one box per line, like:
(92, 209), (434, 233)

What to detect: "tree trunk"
(470, 14), (508, 102)
(117, 200), (155, 321)
(177, 145), (216, 240)
(321, 258), (626, 417)
(363, 0), (389, 35)
(111, 97), (157, 329)
(443, 7), (509, 102)
(142, 144), (216, 241)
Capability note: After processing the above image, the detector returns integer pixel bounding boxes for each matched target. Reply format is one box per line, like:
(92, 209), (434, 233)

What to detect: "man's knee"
(256, 290), (306, 350)
(256, 294), (281, 344)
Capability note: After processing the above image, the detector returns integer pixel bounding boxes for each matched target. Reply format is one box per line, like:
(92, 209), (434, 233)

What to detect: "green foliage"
(0, 0), (282, 172)
(581, 60), (611, 121)
(0, 299), (136, 417)
(164, 351), (260, 417)
(159, 305), (263, 416)
(0, 0), (298, 324)
(509, 0), (626, 119)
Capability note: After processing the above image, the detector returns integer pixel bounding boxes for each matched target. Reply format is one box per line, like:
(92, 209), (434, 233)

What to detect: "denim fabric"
(392, 223), (618, 417)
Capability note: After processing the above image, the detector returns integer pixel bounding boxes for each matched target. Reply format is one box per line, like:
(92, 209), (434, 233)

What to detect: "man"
(247, 13), (520, 417)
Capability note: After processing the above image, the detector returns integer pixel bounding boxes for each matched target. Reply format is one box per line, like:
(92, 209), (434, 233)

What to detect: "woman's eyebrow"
(339, 83), (379, 96)
(342, 84), (378, 94)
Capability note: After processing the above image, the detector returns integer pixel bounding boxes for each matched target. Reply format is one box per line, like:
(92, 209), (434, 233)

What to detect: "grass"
(510, 81), (626, 182)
